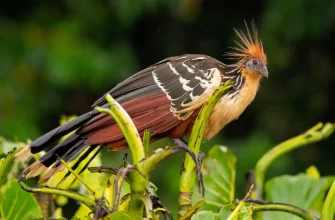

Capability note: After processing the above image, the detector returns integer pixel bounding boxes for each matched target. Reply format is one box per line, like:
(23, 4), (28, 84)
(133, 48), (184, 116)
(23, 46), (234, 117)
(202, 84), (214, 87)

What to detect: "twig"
(252, 122), (335, 199)
(18, 176), (96, 210)
(95, 94), (145, 165)
(58, 157), (97, 199)
(246, 199), (319, 220)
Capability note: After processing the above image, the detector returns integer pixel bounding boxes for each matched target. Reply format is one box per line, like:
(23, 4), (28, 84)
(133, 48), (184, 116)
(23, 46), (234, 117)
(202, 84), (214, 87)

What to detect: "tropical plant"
(1, 81), (335, 219)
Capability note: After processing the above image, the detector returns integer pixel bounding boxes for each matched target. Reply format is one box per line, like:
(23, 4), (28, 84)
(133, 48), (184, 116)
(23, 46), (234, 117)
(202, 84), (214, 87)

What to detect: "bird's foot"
(173, 138), (205, 197)
(172, 138), (188, 149)
(198, 151), (205, 167)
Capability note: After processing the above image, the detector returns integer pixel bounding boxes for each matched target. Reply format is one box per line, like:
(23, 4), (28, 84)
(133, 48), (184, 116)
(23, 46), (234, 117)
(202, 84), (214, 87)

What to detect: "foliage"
(1, 1), (335, 218)
(0, 141), (43, 219)
(195, 146), (236, 211)
(0, 180), (43, 219)
(1, 87), (335, 219)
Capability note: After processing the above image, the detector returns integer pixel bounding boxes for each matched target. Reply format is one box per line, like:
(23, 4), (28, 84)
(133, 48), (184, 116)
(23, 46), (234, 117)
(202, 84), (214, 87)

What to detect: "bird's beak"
(259, 65), (268, 78)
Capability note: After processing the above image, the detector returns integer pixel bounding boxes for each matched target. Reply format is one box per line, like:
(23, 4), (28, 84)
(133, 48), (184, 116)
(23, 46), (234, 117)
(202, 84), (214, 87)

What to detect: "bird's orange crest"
(227, 21), (267, 65)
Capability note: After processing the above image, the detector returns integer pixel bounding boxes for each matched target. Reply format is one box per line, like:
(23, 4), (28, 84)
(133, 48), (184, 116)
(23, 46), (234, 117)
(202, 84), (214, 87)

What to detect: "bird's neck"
(203, 68), (261, 140)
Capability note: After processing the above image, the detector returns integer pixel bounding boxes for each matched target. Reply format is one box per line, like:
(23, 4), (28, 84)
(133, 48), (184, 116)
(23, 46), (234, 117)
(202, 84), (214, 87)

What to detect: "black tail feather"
(52, 139), (86, 168)
(39, 134), (82, 167)
(56, 145), (100, 187)
(30, 112), (96, 154)
(62, 145), (99, 180)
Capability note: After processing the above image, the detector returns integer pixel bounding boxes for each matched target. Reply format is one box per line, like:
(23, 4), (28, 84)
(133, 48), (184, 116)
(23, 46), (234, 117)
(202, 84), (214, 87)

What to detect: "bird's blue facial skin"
(246, 58), (268, 78)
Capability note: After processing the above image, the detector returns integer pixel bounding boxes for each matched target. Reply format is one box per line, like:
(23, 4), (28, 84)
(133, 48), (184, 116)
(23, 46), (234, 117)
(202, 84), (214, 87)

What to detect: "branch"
(95, 94), (145, 165)
(58, 157), (97, 199)
(178, 81), (232, 217)
(252, 122), (335, 199)
(18, 177), (96, 210)
(246, 199), (319, 220)
(95, 94), (146, 218)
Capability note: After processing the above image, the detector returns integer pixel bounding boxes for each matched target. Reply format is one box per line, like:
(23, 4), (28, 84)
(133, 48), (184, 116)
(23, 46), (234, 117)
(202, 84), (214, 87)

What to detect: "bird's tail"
(14, 111), (99, 183)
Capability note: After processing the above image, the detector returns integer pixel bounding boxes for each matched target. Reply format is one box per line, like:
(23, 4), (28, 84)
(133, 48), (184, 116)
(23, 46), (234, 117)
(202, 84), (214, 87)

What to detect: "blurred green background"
(1, 0), (335, 218)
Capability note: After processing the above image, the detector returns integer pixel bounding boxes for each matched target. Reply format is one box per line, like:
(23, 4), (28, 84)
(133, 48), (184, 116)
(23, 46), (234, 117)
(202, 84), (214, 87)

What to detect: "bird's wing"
(81, 55), (226, 144)
(151, 55), (224, 120)
(91, 55), (226, 115)
(91, 55), (181, 107)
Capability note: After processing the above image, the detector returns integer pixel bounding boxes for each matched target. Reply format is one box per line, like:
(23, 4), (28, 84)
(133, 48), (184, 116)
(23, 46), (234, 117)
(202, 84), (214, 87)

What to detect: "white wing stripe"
(179, 76), (193, 91)
(182, 63), (195, 73)
(192, 57), (205, 61)
(168, 62), (179, 75)
(152, 70), (172, 100)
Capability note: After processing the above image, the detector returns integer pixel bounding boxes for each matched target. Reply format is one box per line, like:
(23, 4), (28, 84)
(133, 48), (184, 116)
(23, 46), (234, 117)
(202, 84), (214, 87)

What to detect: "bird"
(15, 22), (268, 183)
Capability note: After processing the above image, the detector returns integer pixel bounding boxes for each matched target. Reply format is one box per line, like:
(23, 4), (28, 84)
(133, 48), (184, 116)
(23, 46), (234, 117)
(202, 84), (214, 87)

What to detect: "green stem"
(95, 94), (147, 218)
(178, 81), (232, 217)
(138, 146), (198, 177)
(247, 201), (318, 220)
(179, 200), (205, 220)
(126, 146), (197, 218)
(59, 158), (97, 199)
(321, 180), (335, 220)
(142, 130), (151, 158)
(253, 122), (335, 199)
(127, 171), (147, 218)
(18, 181), (96, 210)
(227, 200), (246, 220)
(95, 94), (145, 164)
(227, 185), (253, 220)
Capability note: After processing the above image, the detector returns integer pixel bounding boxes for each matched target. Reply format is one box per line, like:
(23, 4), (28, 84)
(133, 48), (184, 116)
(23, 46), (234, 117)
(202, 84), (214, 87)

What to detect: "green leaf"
(73, 203), (92, 220)
(197, 145), (236, 211)
(264, 173), (334, 219)
(180, 200), (205, 220)
(104, 210), (134, 219)
(0, 148), (19, 188)
(321, 180), (335, 220)
(191, 211), (217, 220)
(0, 179), (43, 219)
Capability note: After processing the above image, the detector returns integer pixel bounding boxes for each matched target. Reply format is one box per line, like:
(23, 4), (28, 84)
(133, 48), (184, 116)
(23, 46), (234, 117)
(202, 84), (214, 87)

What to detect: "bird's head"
(227, 21), (268, 79)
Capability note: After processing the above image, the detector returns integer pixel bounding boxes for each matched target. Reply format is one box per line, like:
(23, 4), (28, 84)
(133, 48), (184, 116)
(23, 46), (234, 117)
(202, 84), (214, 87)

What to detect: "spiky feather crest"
(227, 21), (267, 66)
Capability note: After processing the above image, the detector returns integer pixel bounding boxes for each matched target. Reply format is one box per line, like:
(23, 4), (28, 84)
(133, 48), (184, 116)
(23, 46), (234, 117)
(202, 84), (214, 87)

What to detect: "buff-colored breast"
(203, 72), (261, 139)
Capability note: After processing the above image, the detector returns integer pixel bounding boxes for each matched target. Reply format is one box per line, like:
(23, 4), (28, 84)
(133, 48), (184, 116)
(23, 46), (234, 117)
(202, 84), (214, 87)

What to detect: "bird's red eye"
(252, 59), (259, 65)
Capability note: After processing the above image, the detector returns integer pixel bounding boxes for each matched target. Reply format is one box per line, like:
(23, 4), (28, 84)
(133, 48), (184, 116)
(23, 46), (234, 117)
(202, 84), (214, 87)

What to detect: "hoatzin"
(15, 22), (268, 183)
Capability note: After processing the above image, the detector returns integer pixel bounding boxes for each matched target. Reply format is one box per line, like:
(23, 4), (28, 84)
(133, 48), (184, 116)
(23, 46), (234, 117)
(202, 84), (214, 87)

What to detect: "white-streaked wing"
(152, 56), (224, 120)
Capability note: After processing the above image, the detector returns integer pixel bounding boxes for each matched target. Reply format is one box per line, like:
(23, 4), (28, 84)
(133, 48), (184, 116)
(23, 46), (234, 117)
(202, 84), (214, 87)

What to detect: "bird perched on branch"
(15, 22), (268, 183)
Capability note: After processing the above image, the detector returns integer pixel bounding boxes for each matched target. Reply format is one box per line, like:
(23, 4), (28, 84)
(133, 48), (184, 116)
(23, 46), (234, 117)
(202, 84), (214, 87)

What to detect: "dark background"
(1, 0), (335, 217)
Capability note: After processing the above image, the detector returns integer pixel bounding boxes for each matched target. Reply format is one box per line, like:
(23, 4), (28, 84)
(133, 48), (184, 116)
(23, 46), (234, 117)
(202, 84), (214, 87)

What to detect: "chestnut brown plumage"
(15, 22), (268, 183)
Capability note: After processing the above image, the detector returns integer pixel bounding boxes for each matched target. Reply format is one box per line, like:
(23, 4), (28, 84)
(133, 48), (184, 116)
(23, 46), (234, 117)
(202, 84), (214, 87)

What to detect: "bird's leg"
(90, 197), (111, 220)
(198, 151), (206, 167)
(172, 138), (188, 149)
(173, 138), (206, 166)
(173, 138), (205, 196)
(173, 138), (188, 174)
